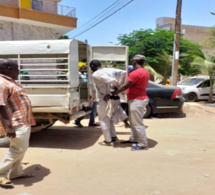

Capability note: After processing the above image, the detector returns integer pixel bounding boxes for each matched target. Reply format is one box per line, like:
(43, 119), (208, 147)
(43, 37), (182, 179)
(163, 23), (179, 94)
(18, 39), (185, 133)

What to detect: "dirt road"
(0, 103), (215, 195)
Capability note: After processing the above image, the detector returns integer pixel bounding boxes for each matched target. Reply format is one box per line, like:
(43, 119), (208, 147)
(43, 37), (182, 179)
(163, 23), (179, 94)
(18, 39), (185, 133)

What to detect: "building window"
(32, 0), (43, 11)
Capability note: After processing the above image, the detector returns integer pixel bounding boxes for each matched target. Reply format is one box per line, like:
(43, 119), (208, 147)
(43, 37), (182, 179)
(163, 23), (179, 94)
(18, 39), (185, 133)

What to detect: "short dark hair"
(0, 59), (17, 70)
(0, 59), (18, 76)
(90, 59), (101, 67)
(0, 59), (10, 68)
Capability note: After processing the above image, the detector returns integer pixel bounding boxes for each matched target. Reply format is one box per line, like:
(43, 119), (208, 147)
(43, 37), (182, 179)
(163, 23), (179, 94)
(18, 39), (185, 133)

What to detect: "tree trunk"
(208, 87), (213, 102)
(208, 78), (214, 103)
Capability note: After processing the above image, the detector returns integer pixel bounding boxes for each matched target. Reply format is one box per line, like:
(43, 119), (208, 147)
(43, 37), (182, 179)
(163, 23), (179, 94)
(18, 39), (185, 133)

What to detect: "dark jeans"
(75, 116), (85, 124)
(75, 102), (98, 125)
(89, 102), (98, 125)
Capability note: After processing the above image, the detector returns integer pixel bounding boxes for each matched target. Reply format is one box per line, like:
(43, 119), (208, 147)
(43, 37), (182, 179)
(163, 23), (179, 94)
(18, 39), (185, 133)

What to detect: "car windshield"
(178, 78), (206, 86)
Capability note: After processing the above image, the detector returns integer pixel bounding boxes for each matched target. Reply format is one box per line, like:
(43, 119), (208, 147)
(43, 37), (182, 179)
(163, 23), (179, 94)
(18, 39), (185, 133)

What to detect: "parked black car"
(144, 81), (185, 117)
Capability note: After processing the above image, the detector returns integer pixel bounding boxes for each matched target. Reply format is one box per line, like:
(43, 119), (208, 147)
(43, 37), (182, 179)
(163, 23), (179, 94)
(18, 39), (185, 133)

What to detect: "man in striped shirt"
(0, 60), (35, 188)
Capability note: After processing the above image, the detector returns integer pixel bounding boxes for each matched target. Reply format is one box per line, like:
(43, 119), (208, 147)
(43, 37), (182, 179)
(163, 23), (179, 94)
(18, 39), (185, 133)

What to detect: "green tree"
(204, 27), (215, 51)
(58, 35), (70, 39)
(118, 29), (201, 76)
(190, 50), (215, 102)
(157, 50), (172, 84)
(144, 64), (163, 81)
(179, 52), (201, 76)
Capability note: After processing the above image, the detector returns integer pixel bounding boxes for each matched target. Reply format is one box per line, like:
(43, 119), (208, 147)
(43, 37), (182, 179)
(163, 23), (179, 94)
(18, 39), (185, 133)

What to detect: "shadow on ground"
(150, 112), (186, 119)
(116, 125), (149, 135)
(12, 164), (50, 187)
(113, 138), (158, 149)
(30, 125), (102, 150)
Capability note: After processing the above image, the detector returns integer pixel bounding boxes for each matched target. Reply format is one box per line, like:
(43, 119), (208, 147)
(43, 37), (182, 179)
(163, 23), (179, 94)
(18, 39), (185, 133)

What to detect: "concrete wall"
(181, 25), (211, 46)
(0, 20), (58, 40)
(156, 17), (175, 29)
(156, 17), (212, 49)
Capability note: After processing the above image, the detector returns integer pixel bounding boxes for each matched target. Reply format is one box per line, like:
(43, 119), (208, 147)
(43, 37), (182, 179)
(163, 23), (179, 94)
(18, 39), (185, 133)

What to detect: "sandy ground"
(0, 102), (215, 195)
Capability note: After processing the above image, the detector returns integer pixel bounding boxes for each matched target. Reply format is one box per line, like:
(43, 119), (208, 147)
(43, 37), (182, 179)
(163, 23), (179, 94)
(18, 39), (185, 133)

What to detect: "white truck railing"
(17, 57), (69, 84)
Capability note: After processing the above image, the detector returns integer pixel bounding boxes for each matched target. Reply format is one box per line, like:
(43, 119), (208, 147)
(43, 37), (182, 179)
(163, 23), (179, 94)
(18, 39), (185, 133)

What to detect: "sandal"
(11, 173), (35, 180)
(0, 177), (14, 188)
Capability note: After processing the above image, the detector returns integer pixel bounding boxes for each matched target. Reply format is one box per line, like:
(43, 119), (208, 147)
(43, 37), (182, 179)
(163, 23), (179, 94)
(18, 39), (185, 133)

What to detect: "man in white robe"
(90, 59), (127, 146)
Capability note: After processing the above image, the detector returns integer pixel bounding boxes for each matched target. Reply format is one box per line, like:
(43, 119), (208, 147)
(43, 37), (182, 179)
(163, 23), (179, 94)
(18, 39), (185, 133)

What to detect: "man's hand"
(6, 127), (16, 138)
(111, 87), (118, 96)
(103, 94), (110, 102)
(0, 106), (16, 138)
(112, 86), (118, 92)
(111, 90), (118, 96)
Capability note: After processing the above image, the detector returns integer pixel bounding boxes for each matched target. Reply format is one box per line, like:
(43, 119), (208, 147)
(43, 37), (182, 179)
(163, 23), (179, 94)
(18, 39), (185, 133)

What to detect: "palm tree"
(191, 50), (215, 102)
(144, 64), (163, 81)
(156, 50), (172, 85)
(204, 27), (215, 52)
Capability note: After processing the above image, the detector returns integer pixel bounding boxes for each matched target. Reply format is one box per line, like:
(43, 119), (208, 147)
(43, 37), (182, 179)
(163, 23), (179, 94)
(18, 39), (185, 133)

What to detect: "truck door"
(89, 46), (129, 102)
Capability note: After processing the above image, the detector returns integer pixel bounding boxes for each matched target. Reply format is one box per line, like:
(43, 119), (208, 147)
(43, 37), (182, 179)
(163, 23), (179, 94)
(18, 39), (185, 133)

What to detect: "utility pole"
(171, 0), (182, 86)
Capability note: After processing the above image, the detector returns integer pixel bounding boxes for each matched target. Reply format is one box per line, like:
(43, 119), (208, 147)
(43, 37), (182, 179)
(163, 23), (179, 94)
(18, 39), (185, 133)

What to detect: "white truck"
(0, 39), (128, 146)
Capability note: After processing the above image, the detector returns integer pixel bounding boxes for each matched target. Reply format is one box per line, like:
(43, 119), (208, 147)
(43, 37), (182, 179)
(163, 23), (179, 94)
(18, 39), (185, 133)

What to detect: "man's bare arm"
(0, 106), (16, 138)
(103, 80), (134, 101)
(112, 80), (134, 95)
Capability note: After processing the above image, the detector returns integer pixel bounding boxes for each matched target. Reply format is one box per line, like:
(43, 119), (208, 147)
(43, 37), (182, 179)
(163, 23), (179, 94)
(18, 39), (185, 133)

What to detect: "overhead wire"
(70, 0), (130, 37)
(73, 0), (126, 33)
(70, 0), (134, 38)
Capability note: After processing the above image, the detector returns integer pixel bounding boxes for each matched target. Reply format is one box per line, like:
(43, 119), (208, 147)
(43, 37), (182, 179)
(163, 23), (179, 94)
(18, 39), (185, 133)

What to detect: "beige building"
(0, 0), (77, 40)
(156, 17), (212, 49)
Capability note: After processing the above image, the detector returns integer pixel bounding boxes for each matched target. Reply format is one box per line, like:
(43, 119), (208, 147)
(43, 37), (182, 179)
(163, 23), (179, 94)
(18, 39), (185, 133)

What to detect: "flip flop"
(0, 178), (14, 188)
(11, 173), (35, 180)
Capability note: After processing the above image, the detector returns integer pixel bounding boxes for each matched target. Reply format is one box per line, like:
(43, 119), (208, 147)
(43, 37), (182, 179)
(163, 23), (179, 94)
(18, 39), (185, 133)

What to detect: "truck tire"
(0, 135), (9, 147)
(143, 104), (152, 118)
(185, 92), (197, 102)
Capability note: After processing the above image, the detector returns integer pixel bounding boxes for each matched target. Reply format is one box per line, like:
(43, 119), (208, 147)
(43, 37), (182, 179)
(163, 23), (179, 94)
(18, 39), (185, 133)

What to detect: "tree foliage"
(144, 64), (163, 80)
(58, 35), (70, 39)
(189, 49), (215, 102)
(204, 27), (215, 51)
(157, 50), (172, 84)
(117, 29), (201, 76)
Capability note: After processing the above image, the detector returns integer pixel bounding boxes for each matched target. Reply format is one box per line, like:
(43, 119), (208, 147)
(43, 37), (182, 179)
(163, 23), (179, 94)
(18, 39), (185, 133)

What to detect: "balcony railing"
(0, 0), (76, 17)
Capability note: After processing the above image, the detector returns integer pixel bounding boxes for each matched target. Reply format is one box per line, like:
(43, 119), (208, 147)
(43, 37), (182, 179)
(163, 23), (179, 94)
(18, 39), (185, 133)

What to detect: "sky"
(60, 0), (215, 46)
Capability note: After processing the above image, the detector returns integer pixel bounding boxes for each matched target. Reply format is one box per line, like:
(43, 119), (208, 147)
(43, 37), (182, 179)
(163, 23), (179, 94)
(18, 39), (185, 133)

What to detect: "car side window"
(199, 80), (210, 88)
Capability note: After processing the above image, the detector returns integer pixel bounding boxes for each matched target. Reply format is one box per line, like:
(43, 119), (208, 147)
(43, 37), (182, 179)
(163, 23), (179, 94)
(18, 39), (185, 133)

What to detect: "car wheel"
(143, 104), (152, 118)
(0, 135), (9, 147)
(185, 92), (197, 102)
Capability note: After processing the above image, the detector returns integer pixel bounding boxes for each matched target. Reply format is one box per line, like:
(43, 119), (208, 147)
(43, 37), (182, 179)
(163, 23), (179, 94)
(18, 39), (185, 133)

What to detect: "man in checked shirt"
(0, 60), (35, 188)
